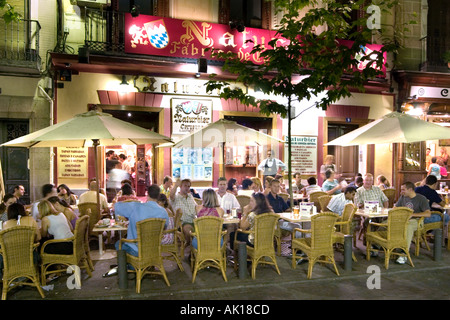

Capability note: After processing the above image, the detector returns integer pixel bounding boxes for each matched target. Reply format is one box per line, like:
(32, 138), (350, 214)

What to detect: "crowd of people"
(0, 147), (449, 279)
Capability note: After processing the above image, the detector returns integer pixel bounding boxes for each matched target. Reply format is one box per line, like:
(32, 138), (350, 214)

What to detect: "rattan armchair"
(236, 195), (251, 210)
(318, 195), (333, 212)
(309, 191), (327, 211)
(0, 226), (45, 300)
(119, 218), (170, 293)
(279, 193), (289, 203)
(291, 212), (340, 279)
(234, 212), (281, 280)
(333, 203), (357, 261)
(190, 216), (227, 283)
(174, 209), (186, 257)
(366, 207), (414, 269)
(414, 211), (445, 256)
(40, 215), (92, 285)
(382, 188), (396, 208)
(161, 221), (185, 272)
(78, 202), (102, 242)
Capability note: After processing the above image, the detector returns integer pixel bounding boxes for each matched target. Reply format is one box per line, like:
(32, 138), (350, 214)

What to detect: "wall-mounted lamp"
(120, 75), (128, 86)
(198, 58), (207, 74)
(130, 0), (140, 17)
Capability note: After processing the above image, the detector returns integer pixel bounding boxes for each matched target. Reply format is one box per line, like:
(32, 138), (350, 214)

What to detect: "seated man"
(394, 181), (431, 264)
(354, 173), (389, 209)
(170, 178), (197, 246)
(78, 180), (109, 214)
(300, 176), (322, 197)
(266, 179), (289, 213)
(327, 186), (357, 216)
(104, 184), (169, 277)
(216, 177), (240, 213)
(415, 175), (450, 225)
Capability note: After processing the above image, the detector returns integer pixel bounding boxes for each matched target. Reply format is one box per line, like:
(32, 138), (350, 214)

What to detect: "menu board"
(284, 136), (317, 175)
(172, 147), (213, 181)
(57, 147), (88, 178)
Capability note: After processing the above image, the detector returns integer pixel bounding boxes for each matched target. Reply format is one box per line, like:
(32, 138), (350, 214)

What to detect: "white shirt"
(327, 193), (353, 216)
(216, 192), (240, 211)
(78, 191), (109, 210)
(257, 158), (287, 174)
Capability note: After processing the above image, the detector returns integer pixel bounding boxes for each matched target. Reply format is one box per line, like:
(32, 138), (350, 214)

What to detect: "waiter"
(258, 149), (287, 184)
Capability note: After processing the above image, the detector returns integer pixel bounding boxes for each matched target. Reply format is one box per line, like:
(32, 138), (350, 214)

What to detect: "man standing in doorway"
(258, 149), (287, 185)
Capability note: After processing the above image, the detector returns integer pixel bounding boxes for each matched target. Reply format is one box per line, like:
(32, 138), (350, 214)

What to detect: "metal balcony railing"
(84, 8), (125, 54)
(0, 19), (41, 71)
(420, 36), (449, 72)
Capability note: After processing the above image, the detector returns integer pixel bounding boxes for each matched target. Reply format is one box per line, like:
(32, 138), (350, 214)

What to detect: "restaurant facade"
(4, 0), (448, 201)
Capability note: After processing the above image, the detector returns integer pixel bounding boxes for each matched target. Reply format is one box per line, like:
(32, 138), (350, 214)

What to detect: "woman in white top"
(39, 199), (74, 254)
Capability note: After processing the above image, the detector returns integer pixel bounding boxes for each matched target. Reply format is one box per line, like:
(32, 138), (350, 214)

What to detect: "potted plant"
(443, 50), (450, 68)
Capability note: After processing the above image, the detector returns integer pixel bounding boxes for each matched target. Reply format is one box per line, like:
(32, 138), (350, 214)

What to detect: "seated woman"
(3, 203), (41, 242)
(38, 199), (74, 254)
(0, 203), (41, 279)
(227, 178), (238, 196)
(0, 193), (17, 222)
(322, 169), (342, 195)
(250, 177), (263, 193)
(376, 175), (391, 190)
(191, 189), (225, 249)
(157, 193), (175, 245)
(196, 189), (224, 218)
(57, 184), (77, 206)
(116, 183), (138, 202)
(47, 196), (78, 229)
(229, 192), (273, 250)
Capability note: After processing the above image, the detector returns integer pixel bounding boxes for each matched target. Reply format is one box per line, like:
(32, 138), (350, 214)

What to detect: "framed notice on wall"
(284, 136), (318, 175)
(172, 147), (213, 181)
(57, 147), (88, 178)
(171, 98), (213, 135)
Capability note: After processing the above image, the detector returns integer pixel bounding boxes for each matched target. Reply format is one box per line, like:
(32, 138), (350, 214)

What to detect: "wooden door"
(0, 120), (30, 204)
(327, 123), (359, 180)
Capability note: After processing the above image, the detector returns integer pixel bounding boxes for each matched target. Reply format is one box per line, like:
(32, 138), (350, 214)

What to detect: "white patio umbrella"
(1, 110), (173, 215)
(325, 111), (450, 146)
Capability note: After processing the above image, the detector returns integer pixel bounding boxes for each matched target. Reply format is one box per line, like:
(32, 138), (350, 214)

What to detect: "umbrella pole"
(92, 139), (101, 218)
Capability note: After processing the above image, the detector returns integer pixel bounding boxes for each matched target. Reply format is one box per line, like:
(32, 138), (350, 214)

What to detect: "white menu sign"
(284, 136), (317, 175)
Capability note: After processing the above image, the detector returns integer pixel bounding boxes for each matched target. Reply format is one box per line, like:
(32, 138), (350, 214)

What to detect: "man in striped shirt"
(170, 178), (197, 246)
(354, 173), (389, 209)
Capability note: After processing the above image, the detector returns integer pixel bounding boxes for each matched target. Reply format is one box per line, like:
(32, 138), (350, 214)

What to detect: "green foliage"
(1, 1), (21, 24)
(443, 51), (450, 63)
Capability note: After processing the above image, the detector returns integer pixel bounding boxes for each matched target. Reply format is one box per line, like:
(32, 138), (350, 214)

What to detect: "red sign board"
(125, 14), (285, 65)
(125, 14), (386, 77)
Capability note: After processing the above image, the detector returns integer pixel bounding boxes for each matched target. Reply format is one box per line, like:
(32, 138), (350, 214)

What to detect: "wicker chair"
(382, 188), (396, 208)
(234, 212), (281, 280)
(414, 211), (445, 256)
(161, 219), (185, 272)
(174, 209), (186, 257)
(333, 203), (358, 262)
(190, 216), (227, 283)
(119, 218), (170, 293)
(366, 207), (414, 269)
(236, 195), (251, 210)
(279, 193), (289, 203)
(78, 202), (102, 240)
(0, 226), (45, 300)
(291, 212), (340, 279)
(309, 191), (327, 211)
(318, 195), (332, 212)
(40, 215), (92, 285)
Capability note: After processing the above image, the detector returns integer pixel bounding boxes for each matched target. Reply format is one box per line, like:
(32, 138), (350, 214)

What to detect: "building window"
(230, 0), (262, 28)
